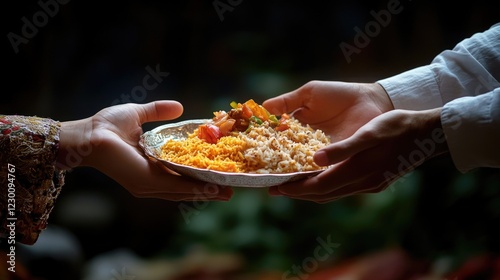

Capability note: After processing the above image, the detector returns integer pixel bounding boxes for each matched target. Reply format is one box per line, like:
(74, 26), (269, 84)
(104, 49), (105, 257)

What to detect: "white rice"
(237, 118), (331, 173)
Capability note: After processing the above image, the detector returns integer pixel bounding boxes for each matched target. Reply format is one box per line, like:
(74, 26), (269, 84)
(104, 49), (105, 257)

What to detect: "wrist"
(419, 107), (449, 158)
(56, 118), (93, 170)
(371, 83), (395, 112)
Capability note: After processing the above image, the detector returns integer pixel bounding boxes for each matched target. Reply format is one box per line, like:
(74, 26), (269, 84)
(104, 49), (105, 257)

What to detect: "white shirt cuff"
(441, 90), (500, 172)
(377, 66), (443, 110)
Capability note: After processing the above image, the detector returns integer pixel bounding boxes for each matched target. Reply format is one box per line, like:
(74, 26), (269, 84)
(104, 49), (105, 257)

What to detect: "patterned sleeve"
(0, 115), (66, 245)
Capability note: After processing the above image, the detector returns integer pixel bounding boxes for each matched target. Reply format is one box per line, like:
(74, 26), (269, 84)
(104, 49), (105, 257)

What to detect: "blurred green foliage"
(165, 157), (499, 273)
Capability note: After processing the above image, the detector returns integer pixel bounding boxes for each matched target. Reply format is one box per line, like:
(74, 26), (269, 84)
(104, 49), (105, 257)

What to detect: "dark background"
(3, 0), (500, 279)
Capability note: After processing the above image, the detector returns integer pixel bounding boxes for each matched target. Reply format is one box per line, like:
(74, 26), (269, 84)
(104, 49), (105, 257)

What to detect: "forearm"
(56, 118), (93, 170)
(421, 107), (450, 158)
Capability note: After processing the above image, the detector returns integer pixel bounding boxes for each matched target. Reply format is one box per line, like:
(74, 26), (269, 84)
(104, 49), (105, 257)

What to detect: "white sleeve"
(378, 23), (500, 109)
(377, 23), (500, 172)
(441, 89), (500, 172)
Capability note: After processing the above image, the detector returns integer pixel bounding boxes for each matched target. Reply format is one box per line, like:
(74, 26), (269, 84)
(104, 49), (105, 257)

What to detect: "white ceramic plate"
(139, 119), (324, 187)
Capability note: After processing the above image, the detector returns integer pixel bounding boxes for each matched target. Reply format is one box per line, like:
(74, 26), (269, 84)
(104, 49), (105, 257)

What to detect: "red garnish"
(275, 113), (290, 131)
(196, 100), (292, 142)
(198, 124), (222, 144)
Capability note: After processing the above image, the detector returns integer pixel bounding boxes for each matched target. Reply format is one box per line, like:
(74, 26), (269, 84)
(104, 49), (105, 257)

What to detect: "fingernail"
(314, 150), (329, 166)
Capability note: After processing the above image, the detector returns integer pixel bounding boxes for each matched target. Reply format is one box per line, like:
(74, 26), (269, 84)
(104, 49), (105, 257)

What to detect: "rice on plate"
(160, 99), (331, 174)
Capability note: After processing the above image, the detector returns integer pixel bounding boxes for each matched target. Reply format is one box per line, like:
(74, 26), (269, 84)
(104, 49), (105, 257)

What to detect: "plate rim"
(139, 119), (327, 187)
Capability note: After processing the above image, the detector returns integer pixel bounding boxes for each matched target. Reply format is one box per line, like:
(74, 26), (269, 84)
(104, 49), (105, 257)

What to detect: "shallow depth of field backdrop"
(3, 0), (499, 279)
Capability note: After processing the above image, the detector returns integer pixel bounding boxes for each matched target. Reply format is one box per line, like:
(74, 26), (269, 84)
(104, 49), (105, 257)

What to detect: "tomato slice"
(198, 124), (222, 144)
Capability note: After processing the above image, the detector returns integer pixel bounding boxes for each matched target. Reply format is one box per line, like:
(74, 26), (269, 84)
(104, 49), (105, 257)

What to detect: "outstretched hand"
(268, 108), (448, 203)
(264, 81), (448, 203)
(262, 81), (394, 142)
(58, 101), (233, 201)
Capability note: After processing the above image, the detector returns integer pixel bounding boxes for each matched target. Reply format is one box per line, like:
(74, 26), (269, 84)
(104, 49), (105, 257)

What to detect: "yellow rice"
(160, 118), (331, 173)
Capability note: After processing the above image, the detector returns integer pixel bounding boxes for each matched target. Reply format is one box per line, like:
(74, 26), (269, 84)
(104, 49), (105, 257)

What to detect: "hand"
(57, 101), (233, 201)
(262, 81), (394, 142)
(269, 108), (449, 203)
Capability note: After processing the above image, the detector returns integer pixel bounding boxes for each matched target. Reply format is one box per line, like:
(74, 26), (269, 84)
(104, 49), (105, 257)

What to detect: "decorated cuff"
(0, 115), (66, 245)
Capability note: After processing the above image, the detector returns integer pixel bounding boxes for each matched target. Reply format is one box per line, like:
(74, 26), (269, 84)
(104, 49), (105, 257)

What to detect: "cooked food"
(160, 99), (331, 173)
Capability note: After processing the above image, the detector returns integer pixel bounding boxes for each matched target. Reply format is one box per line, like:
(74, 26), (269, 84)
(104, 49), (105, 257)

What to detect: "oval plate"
(139, 119), (324, 187)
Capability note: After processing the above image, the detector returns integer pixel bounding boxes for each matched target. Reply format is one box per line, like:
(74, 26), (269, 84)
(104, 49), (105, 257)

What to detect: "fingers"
(94, 134), (233, 201)
(269, 179), (383, 204)
(269, 141), (397, 202)
(132, 177), (234, 201)
(314, 128), (379, 166)
(140, 161), (234, 201)
(136, 101), (184, 124)
(267, 162), (359, 198)
(127, 154), (234, 201)
(268, 166), (389, 204)
(262, 85), (311, 115)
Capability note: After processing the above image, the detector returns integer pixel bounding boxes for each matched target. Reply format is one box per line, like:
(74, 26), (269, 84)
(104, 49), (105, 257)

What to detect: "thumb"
(262, 88), (306, 115)
(314, 131), (379, 166)
(137, 101), (184, 124)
